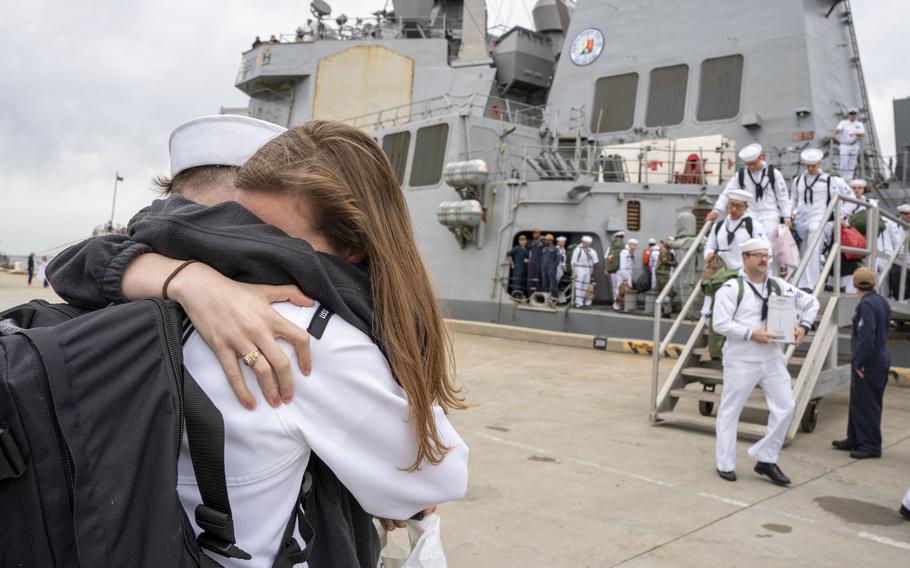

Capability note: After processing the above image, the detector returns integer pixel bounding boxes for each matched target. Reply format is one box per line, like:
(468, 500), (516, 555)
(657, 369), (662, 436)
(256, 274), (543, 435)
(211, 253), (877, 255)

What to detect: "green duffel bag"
(849, 209), (885, 235)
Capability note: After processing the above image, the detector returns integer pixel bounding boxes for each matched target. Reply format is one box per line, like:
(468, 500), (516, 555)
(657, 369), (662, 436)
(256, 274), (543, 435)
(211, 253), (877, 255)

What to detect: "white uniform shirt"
(178, 302), (469, 568)
(571, 246), (599, 269)
(713, 271), (820, 362)
(704, 213), (767, 270)
(836, 119), (865, 146)
(841, 195), (877, 221)
(791, 173), (851, 227)
(619, 247), (634, 285)
(714, 165), (791, 222)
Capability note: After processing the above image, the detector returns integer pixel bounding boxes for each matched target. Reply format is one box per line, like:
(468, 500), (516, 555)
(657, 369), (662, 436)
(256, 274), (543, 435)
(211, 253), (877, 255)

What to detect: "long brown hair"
(236, 120), (465, 469)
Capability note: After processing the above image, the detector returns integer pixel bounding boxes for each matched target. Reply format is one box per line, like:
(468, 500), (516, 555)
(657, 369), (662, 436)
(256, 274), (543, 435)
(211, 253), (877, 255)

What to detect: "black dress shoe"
(831, 439), (856, 451)
(754, 462), (791, 486)
(900, 505), (910, 522)
(717, 469), (737, 482)
(849, 449), (881, 459)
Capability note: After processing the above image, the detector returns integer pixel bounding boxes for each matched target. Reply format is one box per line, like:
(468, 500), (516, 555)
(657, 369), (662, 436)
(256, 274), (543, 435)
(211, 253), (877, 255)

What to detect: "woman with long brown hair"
(55, 120), (469, 567)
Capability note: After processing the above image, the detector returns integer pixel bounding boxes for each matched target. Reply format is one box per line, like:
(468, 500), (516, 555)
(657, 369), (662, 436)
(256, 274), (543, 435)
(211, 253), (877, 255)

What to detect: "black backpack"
(0, 299), (312, 568)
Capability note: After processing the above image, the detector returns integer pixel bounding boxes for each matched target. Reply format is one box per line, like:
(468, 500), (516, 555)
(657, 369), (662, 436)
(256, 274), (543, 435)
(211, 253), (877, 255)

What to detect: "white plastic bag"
(772, 224), (801, 268)
(375, 514), (447, 568)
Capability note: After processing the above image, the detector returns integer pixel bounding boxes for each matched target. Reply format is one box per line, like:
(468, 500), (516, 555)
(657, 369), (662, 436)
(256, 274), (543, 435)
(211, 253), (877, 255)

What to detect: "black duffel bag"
(0, 299), (308, 567)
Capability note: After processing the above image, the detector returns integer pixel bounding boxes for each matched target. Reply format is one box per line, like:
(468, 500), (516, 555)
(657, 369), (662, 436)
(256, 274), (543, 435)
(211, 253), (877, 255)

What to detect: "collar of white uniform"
(737, 268), (771, 289)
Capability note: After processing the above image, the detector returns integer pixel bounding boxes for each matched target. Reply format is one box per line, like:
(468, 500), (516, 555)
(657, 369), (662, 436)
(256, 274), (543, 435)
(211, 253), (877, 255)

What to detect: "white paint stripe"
(857, 532), (910, 551)
(698, 492), (750, 508)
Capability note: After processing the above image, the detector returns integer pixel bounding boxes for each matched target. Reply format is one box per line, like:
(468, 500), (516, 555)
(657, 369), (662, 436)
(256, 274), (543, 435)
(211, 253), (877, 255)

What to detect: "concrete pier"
(2, 271), (909, 566)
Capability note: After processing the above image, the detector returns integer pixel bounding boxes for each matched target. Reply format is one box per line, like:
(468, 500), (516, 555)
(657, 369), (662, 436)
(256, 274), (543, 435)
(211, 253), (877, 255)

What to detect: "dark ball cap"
(853, 267), (876, 291)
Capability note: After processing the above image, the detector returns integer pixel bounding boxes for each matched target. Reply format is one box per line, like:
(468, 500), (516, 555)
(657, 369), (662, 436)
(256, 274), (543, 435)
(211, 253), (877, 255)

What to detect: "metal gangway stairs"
(648, 196), (910, 441)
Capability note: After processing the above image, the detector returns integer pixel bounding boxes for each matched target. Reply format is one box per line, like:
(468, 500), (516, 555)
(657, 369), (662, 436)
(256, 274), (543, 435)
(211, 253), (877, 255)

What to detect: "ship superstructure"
(230, 0), (906, 341)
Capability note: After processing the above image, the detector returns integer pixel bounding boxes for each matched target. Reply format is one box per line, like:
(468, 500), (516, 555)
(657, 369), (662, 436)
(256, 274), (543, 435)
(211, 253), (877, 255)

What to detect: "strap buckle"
(0, 427), (26, 481)
(195, 505), (251, 560)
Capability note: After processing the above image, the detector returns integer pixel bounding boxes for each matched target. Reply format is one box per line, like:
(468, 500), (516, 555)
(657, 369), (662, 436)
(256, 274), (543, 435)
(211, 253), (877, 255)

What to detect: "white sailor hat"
(614, 230), (626, 238)
(800, 148), (824, 165)
(740, 238), (772, 253)
(556, 235), (567, 241)
(849, 179), (867, 188)
(169, 115), (287, 177)
(648, 238), (656, 245)
(628, 238), (639, 245)
(581, 235), (593, 244)
(738, 143), (762, 162)
(898, 204), (910, 213)
(727, 189), (752, 202)
(848, 107), (858, 114)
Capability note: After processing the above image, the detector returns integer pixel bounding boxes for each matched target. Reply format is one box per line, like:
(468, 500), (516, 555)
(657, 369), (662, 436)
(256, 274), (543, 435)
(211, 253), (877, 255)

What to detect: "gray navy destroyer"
(228, 0), (910, 437)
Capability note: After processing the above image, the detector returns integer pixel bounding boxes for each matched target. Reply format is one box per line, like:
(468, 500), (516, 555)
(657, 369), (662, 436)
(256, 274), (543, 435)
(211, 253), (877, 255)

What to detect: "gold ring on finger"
(241, 350), (262, 367)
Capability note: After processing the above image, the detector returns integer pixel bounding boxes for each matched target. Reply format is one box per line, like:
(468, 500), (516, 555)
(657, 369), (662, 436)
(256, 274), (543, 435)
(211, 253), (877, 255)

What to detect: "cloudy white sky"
(1, 0), (907, 255)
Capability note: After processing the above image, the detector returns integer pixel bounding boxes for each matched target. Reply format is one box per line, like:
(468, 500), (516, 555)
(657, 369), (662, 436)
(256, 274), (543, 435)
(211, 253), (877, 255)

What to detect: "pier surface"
(2, 271), (909, 566)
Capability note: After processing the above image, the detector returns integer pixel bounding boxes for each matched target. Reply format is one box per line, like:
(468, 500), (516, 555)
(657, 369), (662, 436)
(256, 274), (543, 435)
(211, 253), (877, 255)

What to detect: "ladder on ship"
(648, 195), (910, 441)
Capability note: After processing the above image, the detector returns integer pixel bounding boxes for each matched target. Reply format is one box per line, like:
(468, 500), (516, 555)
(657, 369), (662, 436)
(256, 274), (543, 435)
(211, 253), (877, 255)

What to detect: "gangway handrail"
(650, 219), (715, 419)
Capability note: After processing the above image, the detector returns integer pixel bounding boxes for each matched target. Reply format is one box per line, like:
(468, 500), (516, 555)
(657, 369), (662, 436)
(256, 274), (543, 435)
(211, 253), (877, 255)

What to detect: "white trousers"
(841, 275), (856, 294)
(903, 486), (910, 510)
(574, 267), (593, 307)
(715, 357), (795, 472)
(610, 273), (621, 306)
(839, 144), (859, 180)
(796, 222), (823, 290)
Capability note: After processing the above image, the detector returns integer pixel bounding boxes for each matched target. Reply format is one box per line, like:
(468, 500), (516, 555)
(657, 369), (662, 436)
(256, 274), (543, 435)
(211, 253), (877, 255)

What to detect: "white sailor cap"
(628, 238), (639, 245)
(556, 235), (567, 241)
(614, 230), (626, 238)
(648, 238), (656, 245)
(848, 107), (858, 114)
(849, 179), (867, 188)
(738, 143), (762, 162)
(740, 238), (771, 253)
(727, 189), (752, 202)
(169, 115), (287, 177)
(800, 148), (824, 165)
(581, 235), (593, 244)
(898, 204), (910, 213)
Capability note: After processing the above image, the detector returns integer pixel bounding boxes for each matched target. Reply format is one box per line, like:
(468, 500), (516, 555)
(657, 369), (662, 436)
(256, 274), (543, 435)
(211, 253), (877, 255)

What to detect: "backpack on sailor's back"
(0, 299), (311, 568)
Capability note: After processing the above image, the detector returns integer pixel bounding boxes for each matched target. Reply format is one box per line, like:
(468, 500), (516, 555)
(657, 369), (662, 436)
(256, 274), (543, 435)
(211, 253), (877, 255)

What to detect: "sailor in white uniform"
(705, 189), (767, 271)
(708, 144), (791, 272)
(619, 238), (638, 289)
(712, 238), (819, 485)
(571, 235), (599, 307)
(179, 302), (469, 568)
(833, 108), (865, 180)
(790, 148), (852, 290)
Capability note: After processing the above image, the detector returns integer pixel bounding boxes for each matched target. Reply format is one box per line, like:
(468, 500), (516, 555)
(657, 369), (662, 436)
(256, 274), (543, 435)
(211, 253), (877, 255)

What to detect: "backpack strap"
(826, 176), (832, 206)
(744, 216), (754, 238)
(734, 277), (745, 314)
(272, 471), (316, 568)
(769, 278), (782, 296)
(184, 368), (253, 561)
(737, 167), (745, 190)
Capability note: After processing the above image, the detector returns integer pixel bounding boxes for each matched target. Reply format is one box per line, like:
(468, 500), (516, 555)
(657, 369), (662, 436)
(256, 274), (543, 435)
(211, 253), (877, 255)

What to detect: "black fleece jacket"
(46, 195), (380, 568)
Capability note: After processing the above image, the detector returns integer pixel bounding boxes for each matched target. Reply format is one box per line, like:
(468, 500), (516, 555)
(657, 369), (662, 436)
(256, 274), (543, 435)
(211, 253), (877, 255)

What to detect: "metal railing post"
(698, 148), (706, 186)
(835, 198), (842, 297)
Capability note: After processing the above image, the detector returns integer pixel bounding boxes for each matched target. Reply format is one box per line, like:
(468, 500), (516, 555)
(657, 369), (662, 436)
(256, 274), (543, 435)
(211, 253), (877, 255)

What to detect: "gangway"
(649, 195), (910, 441)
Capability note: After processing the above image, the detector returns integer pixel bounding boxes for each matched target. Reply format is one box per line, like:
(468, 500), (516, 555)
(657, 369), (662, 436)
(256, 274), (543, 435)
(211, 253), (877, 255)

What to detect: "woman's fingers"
(213, 343), (256, 410)
(276, 318), (312, 376)
(245, 347), (282, 408)
(257, 336), (295, 403)
(261, 284), (314, 307)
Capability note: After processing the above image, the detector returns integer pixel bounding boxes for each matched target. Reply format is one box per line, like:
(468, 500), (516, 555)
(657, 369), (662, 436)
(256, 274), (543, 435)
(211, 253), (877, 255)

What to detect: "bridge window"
(697, 54), (744, 121)
(409, 124), (449, 186)
(382, 131), (411, 186)
(627, 200), (641, 231)
(591, 73), (639, 133)
(646, 64), (688, 127)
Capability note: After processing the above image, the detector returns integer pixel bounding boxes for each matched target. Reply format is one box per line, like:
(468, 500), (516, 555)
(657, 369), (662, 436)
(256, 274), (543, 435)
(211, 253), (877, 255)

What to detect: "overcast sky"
(1, 0), (907, 256)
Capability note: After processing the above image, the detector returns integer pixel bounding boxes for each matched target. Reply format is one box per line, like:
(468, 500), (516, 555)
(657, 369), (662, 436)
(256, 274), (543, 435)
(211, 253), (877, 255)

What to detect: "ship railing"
(341, 93), (547, 131)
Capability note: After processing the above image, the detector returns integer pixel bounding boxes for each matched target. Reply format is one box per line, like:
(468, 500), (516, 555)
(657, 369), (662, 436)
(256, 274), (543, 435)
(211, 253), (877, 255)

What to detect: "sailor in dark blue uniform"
(506, 235), (530, 296)
(527, 228), (544, 294)
(833, 267), (892, 459)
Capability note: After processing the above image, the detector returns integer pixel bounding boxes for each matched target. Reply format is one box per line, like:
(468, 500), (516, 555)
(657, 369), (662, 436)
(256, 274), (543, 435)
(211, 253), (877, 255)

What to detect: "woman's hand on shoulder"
(168, 262), (315, 410)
